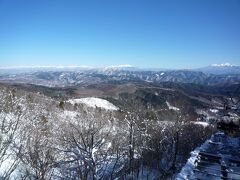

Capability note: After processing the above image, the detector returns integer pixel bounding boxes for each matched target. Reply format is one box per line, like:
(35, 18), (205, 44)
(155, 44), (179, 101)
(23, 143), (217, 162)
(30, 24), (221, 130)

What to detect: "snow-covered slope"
(193, 121), (209, 127)
(166, 101), (180, 111)
(67, 97), (119, 111)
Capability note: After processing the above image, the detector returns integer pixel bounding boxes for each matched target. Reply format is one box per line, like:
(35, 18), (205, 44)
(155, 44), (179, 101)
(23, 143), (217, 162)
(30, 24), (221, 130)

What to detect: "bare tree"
(57, 107), (116, 180)
(15, 95), (58, 180)
(0, 87), (23, 179)
(17, 120), (56, 180)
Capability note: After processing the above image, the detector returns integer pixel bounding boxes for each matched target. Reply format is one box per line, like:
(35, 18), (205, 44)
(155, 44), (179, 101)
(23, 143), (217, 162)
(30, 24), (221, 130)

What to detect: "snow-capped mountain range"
(0, 64), (137, 74)
(196, 63), (240, 75)
(211, 62), (235, 67)
(1, 63), (240, 75)
(0, 63), (240, 87)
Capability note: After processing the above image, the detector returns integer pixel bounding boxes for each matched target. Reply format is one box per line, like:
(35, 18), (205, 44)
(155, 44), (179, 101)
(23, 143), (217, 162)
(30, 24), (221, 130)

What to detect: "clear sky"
(0, 0), (239, 68)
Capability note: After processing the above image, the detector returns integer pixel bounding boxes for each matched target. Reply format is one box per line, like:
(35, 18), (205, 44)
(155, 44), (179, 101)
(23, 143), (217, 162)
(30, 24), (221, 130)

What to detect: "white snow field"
(166, 101), (180, 111)
(193, 121), (209, 127)
(67, 97), (119, 111)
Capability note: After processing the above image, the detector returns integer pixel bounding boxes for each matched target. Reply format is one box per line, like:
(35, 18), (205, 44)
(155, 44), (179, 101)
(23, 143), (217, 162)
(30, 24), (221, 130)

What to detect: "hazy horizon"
(0, 62), (239, 70)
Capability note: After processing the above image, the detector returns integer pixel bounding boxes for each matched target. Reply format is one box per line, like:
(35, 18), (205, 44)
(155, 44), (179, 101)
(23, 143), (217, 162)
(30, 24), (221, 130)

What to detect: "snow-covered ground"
(209, 109), (219, 113)
(177, 132), (240, 180)
(166, 101), (180, 111)
(195, 109), (217, 122)
(63, 110), (80, 119)
(193, 121), (210, 127)
(67, 97), (119, 111)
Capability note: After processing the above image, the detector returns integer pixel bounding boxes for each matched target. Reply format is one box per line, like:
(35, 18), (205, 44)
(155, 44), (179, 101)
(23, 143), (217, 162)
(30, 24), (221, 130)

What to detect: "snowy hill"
(67, 97), (119, 111)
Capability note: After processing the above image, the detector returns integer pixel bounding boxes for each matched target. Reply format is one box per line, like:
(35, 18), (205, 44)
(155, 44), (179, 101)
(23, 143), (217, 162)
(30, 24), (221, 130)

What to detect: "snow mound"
(193, 121), (209, 127)
(166, 101), (180, 111)
(210, 109), (219, 113)
(68, 97), (119, 111)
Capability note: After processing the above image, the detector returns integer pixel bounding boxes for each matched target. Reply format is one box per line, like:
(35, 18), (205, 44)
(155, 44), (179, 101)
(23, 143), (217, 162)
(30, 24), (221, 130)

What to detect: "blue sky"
(0, 0), (239, 68)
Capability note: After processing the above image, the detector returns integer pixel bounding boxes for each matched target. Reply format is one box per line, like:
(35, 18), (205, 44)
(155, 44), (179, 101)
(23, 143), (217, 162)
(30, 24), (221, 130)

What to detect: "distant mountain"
(94, 64), (139, 75)
(2, 63), (240, 75)
(196, 63), (240, 75)
(0, 65), (94, 75)
(0, 65), (141, 76)
(1, 69), (240, 87)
